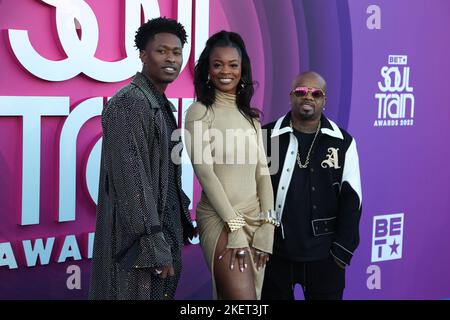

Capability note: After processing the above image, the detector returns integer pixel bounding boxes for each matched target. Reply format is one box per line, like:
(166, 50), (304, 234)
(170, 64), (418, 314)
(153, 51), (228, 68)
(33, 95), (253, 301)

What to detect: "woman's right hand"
(218, 247), (252, 272)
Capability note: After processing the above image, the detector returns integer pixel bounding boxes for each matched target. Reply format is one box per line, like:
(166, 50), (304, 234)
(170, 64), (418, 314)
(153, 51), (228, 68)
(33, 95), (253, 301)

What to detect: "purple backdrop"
(1, 0), (449, 300)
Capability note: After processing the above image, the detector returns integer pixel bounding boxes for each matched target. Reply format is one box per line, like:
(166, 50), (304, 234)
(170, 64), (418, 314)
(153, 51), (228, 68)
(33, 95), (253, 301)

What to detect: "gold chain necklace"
(289, 120), (321, 169)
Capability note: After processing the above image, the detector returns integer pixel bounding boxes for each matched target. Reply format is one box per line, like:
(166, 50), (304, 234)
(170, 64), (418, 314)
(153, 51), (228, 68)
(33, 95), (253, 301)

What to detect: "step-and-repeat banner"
(1, 0), (449, 299)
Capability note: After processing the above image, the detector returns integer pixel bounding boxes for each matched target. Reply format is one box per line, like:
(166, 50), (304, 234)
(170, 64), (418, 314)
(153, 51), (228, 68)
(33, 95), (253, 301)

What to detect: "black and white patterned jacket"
(90, 72), (194, 299)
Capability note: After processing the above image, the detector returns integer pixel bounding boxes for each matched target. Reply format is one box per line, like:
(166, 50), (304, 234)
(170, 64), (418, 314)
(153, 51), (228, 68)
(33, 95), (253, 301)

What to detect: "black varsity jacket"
(262, 112), (362, 266)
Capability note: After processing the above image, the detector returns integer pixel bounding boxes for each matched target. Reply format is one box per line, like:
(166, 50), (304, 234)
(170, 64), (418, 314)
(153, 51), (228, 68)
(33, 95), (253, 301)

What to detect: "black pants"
(261, 254), (345, 300)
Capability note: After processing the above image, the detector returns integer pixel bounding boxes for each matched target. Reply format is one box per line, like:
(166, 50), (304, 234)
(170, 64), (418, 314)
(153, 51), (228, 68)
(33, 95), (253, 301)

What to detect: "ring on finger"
(237, 250), (246, 257)
(255, 250), (265, 256)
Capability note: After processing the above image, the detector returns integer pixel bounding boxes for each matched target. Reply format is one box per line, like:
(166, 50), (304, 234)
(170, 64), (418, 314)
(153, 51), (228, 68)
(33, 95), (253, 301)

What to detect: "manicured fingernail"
(218, 255), (222, 260)
(244, 264), (248, 269)
(240, 267), (244, 272)
(230, 264), (234, 270)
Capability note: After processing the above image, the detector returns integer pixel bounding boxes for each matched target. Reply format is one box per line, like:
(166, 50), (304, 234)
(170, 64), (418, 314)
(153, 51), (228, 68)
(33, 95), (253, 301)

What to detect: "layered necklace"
(289, 120), (321, 169)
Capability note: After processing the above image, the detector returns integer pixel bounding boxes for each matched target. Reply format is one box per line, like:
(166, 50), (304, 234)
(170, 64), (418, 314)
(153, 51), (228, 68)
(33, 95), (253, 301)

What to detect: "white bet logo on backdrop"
(371, 213), (404, 262)
(8, 0), (209, 82)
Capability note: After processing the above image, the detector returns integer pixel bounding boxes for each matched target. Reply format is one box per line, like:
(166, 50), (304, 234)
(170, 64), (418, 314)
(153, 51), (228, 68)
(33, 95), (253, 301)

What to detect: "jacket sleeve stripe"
(342, 138), (362, 209)
(333, 241), (354, 255)
(330, 250), (348, 266)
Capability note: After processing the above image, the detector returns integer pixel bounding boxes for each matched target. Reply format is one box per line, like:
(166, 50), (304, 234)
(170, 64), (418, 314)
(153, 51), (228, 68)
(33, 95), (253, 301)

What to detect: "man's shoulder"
(101, 85), (152, 129)
(323, 117), (356, 145)
(339, 127), (355, 142)
(335, 123), (356, 145)
(109, 83), (146, 106)
(105, 83), (148, 113)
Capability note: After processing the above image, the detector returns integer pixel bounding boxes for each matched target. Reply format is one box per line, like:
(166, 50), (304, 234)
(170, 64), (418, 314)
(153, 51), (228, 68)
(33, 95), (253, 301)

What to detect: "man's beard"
(298, 111), (315, 121)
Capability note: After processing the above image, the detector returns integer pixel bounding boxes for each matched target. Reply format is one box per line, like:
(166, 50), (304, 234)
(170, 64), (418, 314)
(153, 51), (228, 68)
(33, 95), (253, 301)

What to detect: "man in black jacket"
(261, 71), (362, 300)
(89, 17), (195, 300)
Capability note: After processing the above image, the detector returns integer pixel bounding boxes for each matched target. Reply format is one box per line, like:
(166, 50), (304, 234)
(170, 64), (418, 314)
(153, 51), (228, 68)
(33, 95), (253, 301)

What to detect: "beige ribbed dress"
(184, 90), (274, 299)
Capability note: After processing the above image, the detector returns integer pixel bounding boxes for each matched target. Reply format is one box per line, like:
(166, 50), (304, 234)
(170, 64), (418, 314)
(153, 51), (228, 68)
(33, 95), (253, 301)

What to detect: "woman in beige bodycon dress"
(184, 31), (277, 299)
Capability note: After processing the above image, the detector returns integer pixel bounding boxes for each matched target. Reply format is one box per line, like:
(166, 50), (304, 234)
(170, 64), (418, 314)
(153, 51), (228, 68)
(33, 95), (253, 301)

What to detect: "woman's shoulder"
(186, 101), (208, 113)
(185, 101), (212, 122)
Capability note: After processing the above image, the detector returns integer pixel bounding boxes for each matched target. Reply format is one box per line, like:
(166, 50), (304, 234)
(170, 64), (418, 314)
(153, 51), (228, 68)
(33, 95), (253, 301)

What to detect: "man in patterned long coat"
(89, 17), (195, 300)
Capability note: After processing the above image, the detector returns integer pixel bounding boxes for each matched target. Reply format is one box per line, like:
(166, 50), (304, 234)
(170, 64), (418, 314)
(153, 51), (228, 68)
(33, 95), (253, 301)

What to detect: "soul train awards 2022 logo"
(374, 55), (415, 127)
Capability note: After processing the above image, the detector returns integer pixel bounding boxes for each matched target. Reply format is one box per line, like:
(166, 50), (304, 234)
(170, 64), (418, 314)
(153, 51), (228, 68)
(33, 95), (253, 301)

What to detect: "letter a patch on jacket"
(321, 147), (340, 169)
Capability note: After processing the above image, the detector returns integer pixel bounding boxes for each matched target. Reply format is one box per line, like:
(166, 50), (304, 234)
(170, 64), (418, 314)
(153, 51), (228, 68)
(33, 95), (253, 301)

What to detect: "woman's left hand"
(253, 248), (270, 271)
(218, 247), (252, 272)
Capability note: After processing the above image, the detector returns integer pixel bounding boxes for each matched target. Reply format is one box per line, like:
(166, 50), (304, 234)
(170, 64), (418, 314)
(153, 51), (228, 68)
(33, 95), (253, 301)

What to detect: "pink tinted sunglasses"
(290, 87), (325, 99)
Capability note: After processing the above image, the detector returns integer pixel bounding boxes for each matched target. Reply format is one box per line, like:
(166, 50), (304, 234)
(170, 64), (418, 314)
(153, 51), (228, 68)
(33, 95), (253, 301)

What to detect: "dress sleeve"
(251, 120), (275, 254)
(254, 121), (274, 212)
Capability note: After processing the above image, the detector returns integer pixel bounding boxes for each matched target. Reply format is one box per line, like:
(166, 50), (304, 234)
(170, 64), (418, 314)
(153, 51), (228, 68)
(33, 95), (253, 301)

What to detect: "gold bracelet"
(227, 215), (246, 232)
